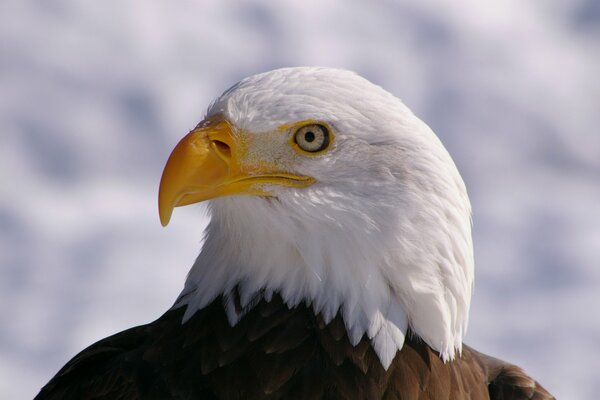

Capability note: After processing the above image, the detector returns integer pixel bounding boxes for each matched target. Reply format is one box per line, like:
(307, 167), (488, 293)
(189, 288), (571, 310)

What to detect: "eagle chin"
(37, 67), (553, 399)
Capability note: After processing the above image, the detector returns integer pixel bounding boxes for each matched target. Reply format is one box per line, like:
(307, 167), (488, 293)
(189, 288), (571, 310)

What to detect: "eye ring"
(293, 124), (331, 153)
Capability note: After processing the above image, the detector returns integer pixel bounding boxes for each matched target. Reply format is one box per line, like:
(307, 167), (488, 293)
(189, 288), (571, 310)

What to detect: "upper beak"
(158, 115), (315, 226)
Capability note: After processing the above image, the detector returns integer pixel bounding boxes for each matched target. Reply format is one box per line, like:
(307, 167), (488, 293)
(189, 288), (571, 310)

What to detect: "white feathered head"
(159, 67), (473, 368)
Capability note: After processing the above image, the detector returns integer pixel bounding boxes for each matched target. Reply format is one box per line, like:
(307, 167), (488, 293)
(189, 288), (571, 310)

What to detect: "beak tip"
(159, 204), (173, 227)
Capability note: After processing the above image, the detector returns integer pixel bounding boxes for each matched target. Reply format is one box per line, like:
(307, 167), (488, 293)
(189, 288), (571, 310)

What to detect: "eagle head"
(158, 67), (473, 368)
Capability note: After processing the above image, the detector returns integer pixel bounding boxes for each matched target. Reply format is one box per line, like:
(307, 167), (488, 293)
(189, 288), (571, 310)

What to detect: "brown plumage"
(36, 293), (553, 400)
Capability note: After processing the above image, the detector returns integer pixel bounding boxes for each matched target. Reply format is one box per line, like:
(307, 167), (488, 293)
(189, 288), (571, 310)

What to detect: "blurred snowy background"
(1, 0), (599, 398)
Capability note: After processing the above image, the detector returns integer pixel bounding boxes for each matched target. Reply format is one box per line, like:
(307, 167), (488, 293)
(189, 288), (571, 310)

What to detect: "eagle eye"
(293, 124), (330, 153)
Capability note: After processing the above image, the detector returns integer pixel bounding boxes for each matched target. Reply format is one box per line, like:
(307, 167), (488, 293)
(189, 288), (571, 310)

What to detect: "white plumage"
(174, 67), (473, 368)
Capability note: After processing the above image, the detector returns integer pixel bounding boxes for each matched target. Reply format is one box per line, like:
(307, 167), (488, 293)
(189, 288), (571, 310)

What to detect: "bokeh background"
(2, 0), (599, 398)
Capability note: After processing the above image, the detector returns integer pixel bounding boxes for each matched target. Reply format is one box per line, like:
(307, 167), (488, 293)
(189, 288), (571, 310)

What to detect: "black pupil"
(304, 131), (316, 142)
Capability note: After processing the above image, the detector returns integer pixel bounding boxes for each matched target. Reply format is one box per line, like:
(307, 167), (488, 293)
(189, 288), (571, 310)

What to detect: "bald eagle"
(37, 67), (553, 399)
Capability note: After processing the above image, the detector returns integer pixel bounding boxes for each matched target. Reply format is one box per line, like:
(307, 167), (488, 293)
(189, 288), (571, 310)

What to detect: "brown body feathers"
(37, 294), (553, 400)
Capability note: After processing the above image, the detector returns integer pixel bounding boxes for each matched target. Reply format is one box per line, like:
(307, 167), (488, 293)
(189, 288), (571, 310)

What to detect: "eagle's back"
(36, 294), (553, 400)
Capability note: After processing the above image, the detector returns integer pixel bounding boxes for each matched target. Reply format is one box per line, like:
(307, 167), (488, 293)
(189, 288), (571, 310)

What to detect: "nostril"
(212, 140), (232, 161)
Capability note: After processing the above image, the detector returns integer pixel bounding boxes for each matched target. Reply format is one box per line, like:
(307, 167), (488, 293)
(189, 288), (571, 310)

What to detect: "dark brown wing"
(36, 294), (553, 400)
(34, 307), (214, 400)
(466, 346), (555, 400)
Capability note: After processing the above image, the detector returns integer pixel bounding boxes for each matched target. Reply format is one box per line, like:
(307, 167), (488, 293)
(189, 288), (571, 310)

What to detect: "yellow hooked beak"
(158, 115), (316, 226)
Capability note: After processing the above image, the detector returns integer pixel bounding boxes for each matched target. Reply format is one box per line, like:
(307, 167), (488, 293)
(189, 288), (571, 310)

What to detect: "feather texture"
(36, 294), (553, 400)
(37, 67), (554, 398)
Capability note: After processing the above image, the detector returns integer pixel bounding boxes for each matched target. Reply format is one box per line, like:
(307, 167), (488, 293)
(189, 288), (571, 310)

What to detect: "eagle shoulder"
(36, 294), (553, 400)
(467, 346), (555, 400)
